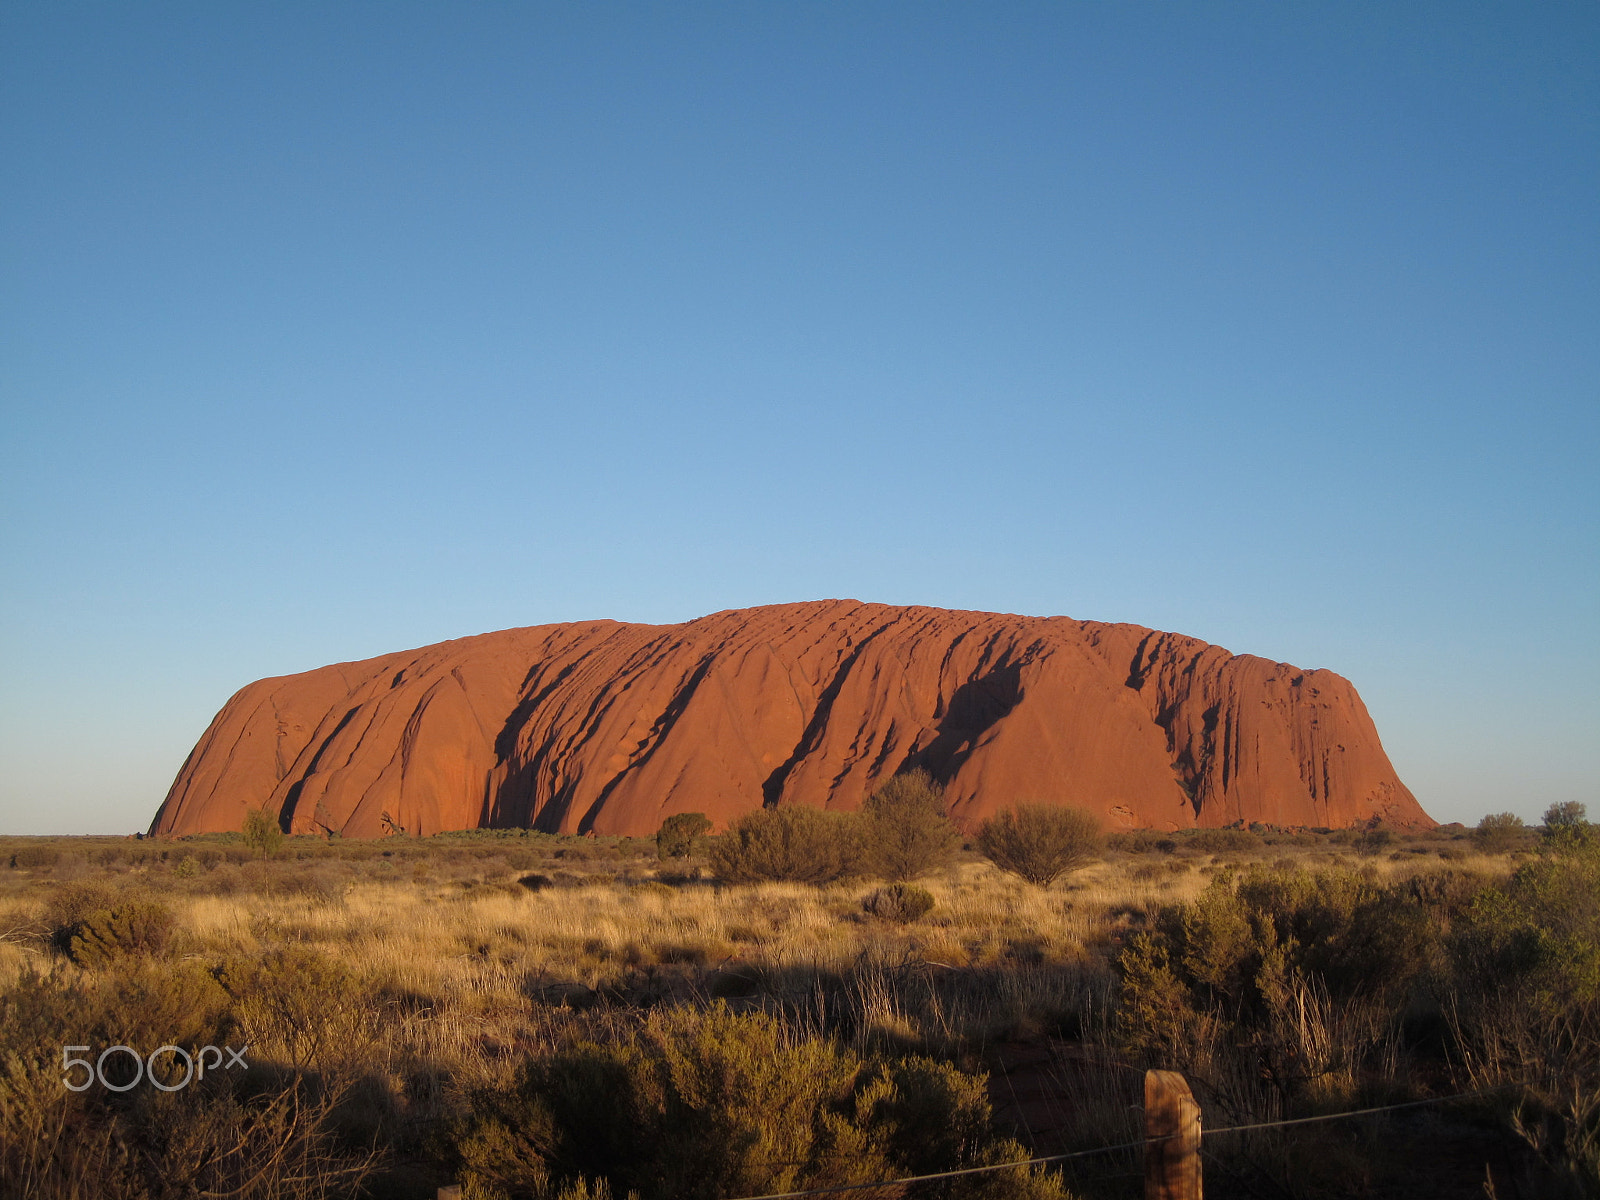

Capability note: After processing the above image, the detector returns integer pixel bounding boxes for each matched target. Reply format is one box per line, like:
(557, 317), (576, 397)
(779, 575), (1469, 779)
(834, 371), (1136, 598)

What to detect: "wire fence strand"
(727, 1083), (1510, 1200)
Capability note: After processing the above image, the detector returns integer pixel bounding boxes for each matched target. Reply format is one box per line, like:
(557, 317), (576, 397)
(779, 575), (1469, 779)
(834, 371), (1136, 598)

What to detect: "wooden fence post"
(1145, 1068), (1202, 1200)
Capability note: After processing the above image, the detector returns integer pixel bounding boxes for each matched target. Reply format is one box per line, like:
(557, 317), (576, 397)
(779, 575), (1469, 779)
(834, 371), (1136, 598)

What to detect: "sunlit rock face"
(150, 600), (1431, 838)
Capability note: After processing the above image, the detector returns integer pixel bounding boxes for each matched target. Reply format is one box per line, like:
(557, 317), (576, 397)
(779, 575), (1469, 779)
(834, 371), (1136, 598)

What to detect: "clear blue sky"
(2, 2), (1595, 834)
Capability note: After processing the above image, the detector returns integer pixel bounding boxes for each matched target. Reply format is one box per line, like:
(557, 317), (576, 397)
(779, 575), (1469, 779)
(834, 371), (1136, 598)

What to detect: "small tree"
(242, 807), (284, 860)
(861, 769), (961, 881)
(976, 804), (1100, 886)
(708, 807), (863, 884)
(657, 812), (712, 860)
(1542, 801), (1594, 854)
(1473, 811), (1527, 854)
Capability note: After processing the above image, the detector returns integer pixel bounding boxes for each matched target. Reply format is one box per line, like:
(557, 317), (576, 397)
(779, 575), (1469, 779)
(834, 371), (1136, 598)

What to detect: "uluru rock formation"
(149, 601), (1432, 838)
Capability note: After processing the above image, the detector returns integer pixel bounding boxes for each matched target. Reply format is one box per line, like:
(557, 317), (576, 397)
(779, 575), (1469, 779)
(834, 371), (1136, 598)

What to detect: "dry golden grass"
(0, 836), (1513, 999)
(0, 826), (1568, 1199)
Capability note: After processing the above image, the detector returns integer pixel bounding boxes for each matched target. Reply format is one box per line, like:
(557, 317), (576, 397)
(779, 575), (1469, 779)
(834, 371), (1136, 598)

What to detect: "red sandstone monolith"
(149, 600), (1431, 838)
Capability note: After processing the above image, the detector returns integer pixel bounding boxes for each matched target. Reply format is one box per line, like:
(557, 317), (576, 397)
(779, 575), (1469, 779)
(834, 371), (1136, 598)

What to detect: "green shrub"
(862, 884), (936, 923)
(1455, 842), (1600, 1019)
(1451, 839), (1600, 1191)
(62, 900), (175, 966)
(0, 961), (281, 1195)
(1187, 827), (1261, 854)
(1402, 868), (1492, 911)
(1187, 866), (1438, 1004)
(976, 805), (1100, 886)
(1474, 812), (1528, 853)
(1236, 868), (1434, 999)
(217, 946), (368, 1070)
(450, 1004), (1069, 1200)
(43, 879), (119, 935)
(1108, 830), (1178, 854)
(1, 959), (234, 1070)
(242, 807), (285, 860)
(708, 807), (864, 884)
(9, 844), (60, 870)
(860, 770), (961, 881)
(0, 961), (377, 1199)
(1113, 932), (1198, 1063)
(1355, 827), (1396, 856)
(1542, 802), (1595, 855)
(655, 813), (712, 860)
(1279, 831), (1324, 847)
(1114, 865), (1449, 1099)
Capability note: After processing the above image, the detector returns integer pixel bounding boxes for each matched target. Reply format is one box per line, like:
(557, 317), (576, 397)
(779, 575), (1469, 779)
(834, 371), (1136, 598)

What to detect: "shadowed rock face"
(149, 601), (1431, 838)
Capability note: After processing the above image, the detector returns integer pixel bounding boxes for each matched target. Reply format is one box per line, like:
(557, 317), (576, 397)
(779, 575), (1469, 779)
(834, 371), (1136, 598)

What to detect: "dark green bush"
(1454, 840), (1600, 1020)
(43, 879), (119, 934)
(1108, 830), (1178, 854)
(0, 963), (376, 1199)
(1187, 827), (1261, 854)
(860, 770), (961, 881)
(1112, 932), (1197, 1064)
(1, 959), (234, 1068)
(1355, 828), (1396, 856)
(450, 1004), (1068, 1200)
(217, 946), (367, 1070)
(62, 900), (175, 966)
(1402, 868), (1492, 910)
(976, 805), (1100, 886)
(1236, 868), (1434, 998)
(1474, 812), (1529, 853)
(655, 812), (712, 860)
(1, 1051), (375, 1198)
(1114, 865), (1450, 1078)
(242, 808), (284, 860)
(1542, 801), (1595, 855)
(708, 807), (864, 884)
(1451, 839), (1600, 1192)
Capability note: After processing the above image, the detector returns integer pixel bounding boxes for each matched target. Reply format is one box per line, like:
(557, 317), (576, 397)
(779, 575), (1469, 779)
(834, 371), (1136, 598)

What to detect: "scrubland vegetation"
(0, 798), (1595, 1199)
